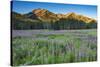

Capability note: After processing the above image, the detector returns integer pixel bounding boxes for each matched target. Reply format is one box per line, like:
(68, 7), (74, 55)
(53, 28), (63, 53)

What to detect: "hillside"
(12, 8), (97, 30)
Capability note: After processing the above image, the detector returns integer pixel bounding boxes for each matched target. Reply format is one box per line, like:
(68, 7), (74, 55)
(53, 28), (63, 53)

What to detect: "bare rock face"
(31, 8), (59, 22)
(31, 8), (97, 23)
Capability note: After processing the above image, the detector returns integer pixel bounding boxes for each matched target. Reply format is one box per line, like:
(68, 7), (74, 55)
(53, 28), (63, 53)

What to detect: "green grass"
(12, 30), (97, 66)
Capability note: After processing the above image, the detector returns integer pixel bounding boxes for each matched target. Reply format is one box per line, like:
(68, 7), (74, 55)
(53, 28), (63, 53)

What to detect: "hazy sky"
(12, 1), (97, 19)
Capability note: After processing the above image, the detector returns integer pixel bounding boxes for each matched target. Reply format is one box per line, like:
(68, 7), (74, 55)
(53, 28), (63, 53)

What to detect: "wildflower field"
(12, 29), (97, 65)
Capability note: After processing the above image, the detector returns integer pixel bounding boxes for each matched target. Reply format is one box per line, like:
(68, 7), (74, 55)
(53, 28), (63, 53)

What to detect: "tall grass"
(12, 30), (97, 66)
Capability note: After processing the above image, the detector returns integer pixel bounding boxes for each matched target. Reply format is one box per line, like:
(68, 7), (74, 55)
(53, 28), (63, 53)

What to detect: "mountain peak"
(67, 12), (76, 15)
(32, 8), (49, 14)
(66, 12), (76, 17)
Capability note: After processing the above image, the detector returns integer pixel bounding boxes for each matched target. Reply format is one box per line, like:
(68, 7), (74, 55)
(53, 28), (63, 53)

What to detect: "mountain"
(12, 8), (97, 30)
(64, 12), (96, 23)
(25, 8), (59, 22)
(25, 8), (96, 23)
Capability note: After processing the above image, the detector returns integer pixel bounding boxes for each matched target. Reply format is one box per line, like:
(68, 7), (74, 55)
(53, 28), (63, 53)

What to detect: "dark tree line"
(12, 18), (97, 30)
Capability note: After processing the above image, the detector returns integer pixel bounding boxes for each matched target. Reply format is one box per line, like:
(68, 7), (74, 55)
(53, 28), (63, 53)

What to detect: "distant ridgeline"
(12, 8), (97, 30)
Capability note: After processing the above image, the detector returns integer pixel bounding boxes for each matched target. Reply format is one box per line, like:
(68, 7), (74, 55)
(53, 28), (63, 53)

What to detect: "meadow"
(12, 29), (97, 66)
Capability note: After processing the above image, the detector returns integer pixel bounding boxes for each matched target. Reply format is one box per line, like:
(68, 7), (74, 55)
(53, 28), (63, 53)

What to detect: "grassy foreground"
(12, 29), (97, 66)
